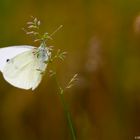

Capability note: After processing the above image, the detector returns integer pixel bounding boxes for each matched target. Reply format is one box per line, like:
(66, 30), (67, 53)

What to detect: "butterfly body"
(36, 44), (50, 72)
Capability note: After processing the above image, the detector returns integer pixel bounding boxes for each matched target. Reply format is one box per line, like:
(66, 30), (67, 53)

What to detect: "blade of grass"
(53, 75), (77, 140)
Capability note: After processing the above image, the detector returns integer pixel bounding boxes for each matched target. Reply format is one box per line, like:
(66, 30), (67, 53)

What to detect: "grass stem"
(53, 75), (77, 140)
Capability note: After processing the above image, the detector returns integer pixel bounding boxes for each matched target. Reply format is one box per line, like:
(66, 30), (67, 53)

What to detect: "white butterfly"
(0, 43), (50, 90)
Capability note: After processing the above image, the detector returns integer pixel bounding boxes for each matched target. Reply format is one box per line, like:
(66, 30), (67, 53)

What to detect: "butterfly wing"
(2, 49), (46, 90)
(0, 45), (34, 72)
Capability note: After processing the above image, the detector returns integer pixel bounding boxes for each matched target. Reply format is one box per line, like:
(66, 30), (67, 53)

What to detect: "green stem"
(53, 76), (77, 140)
(59, 89), (77, 140)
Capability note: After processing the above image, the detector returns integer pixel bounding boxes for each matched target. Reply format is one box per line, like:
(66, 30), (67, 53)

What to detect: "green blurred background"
(0, 0), (140, 140)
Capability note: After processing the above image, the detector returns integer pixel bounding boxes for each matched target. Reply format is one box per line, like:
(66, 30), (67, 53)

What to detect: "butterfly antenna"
(49, 25), (63, 38)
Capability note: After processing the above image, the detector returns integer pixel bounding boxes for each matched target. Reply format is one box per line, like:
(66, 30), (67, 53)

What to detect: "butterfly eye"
(6, 59), (10, 62)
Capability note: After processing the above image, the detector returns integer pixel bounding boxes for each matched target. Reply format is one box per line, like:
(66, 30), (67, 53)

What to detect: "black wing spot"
(6, 59), (10, 62)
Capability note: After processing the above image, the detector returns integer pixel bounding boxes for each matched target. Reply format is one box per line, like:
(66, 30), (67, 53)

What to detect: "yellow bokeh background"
(0, 0), (140, 140)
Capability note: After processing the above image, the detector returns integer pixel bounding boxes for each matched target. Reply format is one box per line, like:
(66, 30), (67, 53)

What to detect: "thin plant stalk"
(24, 17), (77, 140)
(53, 75), (77, 140)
